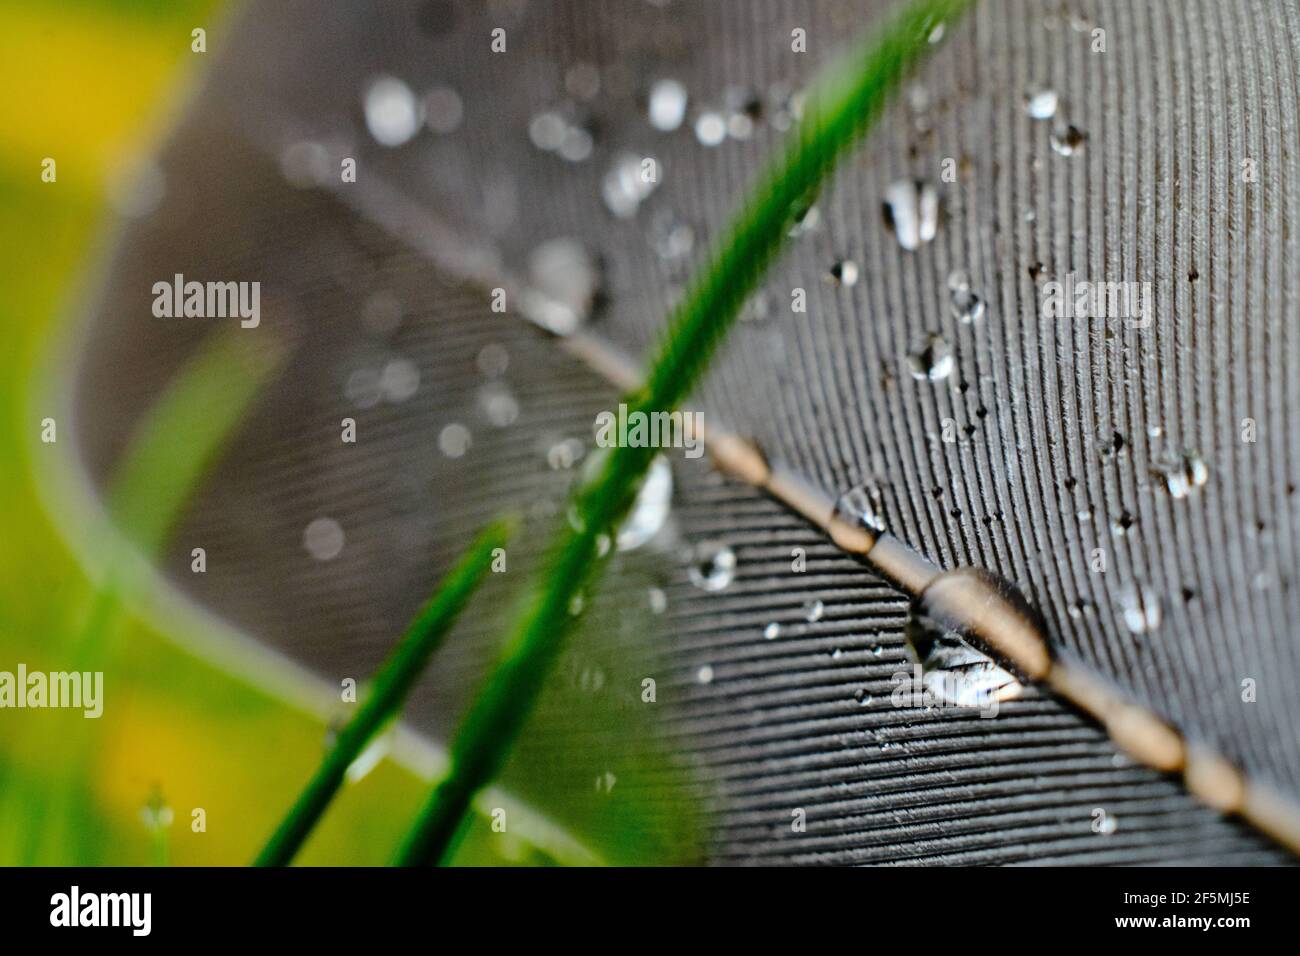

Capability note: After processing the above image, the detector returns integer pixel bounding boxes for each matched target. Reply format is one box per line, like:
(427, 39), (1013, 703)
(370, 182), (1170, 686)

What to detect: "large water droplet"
(688, 541), (736, 592)
(947, 270), (985, 323)
(648, 78), (688, 131)
(905, 618), (1022, 708)
(907, 334), (955, 381)
(617, 455), (674, 551)
(828, 260), (860, 287)
(364, 75), (421, 147)
(1024, 86), (1058, 120)
(694, 111), (726, 146)
(696, 664), (715, 685)
(1121, 583), (1163, 635)
(303, 517), (345, 561)
(764, 622), (781, 640)
(525, 238), (601, 334)
(1154, 451), (1208, 499)
(882, 179), (938, 250)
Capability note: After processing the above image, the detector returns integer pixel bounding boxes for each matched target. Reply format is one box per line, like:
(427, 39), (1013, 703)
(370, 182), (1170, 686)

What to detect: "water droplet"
(525, 238), (601, 334)
(617, 455), (674, 551)
(1024, 86), (1058, 120)
(787, 202), (820, 237)
(362, 289), (404, 335)
(648, 78), (688, 131)
(547, 437), (585, 470)
(648, 587), (668, 614)
(477, 342), (509, 378)
(380, 357), (420, 403)
(928, 21), (946, 43)
(303, 517), (345, 561)
(694, 111), (727, 146)
(907, 334), (955, 381)
(438, 423), (472, 458)
(1154, 451), (1208, 498)
(568, 592), (586, 616)
(688, 541), (736, 592)
(345, 367), (383, 408)
(279, 141), (331, 189)
(602, 152), (658, 219)
(833, 482), (889, 535)
(649, 209), (695, 262)
(696, 664), (715, 685)
(364, 75), (421, 147)
(854, 688), (873, 706)
(1121, 584), (1163, 635)
(828, 260), (860, 287)
(1097, 813), (1118, 834)
(882, 179), (938, 250)
(479, 382), (519, 427)
(424, 85), (464, 133)
(764, 622), (781, 640)
(1050, 124), (1087, 156)
(905, 617), (1022, 707)
(530, 111), (566, 150)
(947, 270), (985, 323)
(804, 599), (825, 623)
(557, 125), (594, 162)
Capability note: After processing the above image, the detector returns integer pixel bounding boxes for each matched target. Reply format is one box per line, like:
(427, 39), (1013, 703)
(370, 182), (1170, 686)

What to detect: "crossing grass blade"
(393, 0), (972, 866)
(254, 517), (515, 866)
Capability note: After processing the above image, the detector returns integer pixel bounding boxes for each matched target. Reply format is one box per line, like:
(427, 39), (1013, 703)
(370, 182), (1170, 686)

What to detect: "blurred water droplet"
(833, 482), (888, 535)
(947, 270), (985, 323)
(477, 342), (510, 378)
(565, 62), (601, 101)
(1050, 124), (1087, 156)
(362, 289), (404, 335)
(547, 436), (585, 470)
(279, 141), (331, 189)
(380, 357), (420, 403)
(529, 110), (568, 151)
(648, 586), (668, 614)
(905, 617), (1022, 707)
(345, 367), (383, 408)
(364, 75), (421, 147)
(525, 238), (601, 334)
(602, 152), (658, 218)
(1121, 584), (1163, 634)
(694, 111), (727, 146)
(1154, 451), (1208, 498)
(1024, 86), (1058, 120)
(882, 179), (938, 250)
(688, 541), (736, 592)
(479, 382), (519, 427)
(804, 599), (825, 623)
(648, 78), (688, 131)
(907, 334), (955, 381)
(696, 664), (715, 684)
(303, 517), (345, 561)
(764, 622), (781, 640)
(438, 422), (472, 458)
(568, 592), (586, 616)
(649, 209), (695, 262)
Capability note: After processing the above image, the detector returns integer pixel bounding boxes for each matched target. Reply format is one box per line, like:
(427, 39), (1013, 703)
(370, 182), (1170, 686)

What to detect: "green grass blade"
(394, 0), (971, 867)
(254, 517), (515, 867)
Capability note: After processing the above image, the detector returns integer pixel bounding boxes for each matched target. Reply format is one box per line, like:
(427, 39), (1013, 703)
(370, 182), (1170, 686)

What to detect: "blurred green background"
(0, 0), (629, 867)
